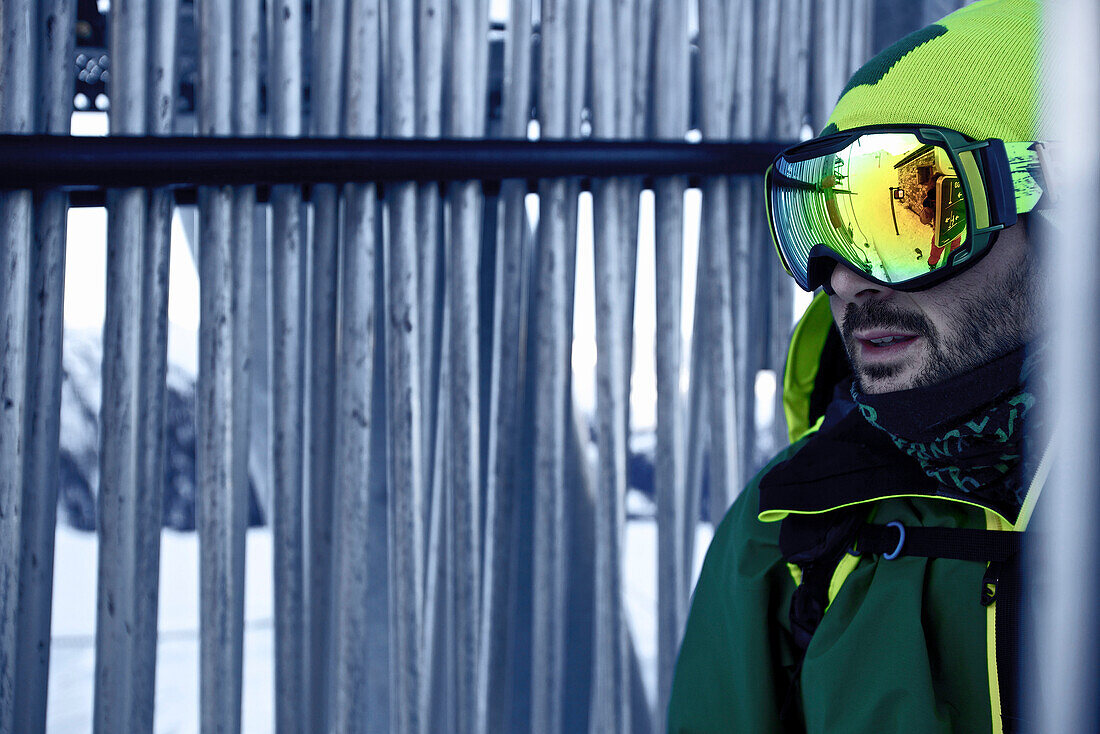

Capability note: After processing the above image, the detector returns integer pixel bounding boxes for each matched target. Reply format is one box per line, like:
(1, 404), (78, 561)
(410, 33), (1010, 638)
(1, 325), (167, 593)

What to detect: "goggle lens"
(769, 132), (969, 290)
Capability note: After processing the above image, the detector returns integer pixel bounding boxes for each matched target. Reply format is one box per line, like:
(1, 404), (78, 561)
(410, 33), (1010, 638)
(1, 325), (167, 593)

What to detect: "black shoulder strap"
(856, 523), (1022, 564)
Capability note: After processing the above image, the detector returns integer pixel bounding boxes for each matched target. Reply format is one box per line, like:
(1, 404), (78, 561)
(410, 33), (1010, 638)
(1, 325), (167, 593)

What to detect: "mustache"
(840, 300), (935, 343)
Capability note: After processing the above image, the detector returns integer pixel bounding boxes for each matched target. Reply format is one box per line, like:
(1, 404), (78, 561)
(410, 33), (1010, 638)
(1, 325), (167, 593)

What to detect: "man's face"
(829, 221), (1039, 394)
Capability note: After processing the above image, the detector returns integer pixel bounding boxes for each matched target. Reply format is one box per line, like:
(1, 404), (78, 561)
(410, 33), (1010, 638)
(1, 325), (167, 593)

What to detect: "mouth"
(853, 330), (920, 357)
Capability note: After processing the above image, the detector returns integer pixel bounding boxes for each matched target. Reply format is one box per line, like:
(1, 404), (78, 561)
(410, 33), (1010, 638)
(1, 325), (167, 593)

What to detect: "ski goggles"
(765, 125), (1051, 292)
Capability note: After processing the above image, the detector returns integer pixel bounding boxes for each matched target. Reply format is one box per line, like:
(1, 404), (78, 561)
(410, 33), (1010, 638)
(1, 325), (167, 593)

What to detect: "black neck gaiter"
(850, 347), (1041, 511)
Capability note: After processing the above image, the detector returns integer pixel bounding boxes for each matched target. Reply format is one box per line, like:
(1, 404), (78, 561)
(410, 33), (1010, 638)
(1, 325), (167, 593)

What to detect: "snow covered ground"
(47, 525), (276, 734)
(47, 517), (712, 733)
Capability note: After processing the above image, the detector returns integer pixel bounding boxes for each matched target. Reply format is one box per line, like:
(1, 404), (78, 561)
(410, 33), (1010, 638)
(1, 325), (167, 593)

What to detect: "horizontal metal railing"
(0, 135), (789, 189)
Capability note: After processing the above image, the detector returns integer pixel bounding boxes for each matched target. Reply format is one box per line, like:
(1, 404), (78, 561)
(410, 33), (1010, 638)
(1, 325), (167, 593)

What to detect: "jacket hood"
(782, 292), (850, 443)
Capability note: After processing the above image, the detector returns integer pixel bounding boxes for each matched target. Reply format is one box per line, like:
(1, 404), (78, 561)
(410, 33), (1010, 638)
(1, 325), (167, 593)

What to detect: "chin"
(855, 363), (924, 394)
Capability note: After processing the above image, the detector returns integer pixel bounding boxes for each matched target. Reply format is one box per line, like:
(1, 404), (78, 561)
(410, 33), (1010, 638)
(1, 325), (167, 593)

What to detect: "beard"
(839, 251), (1040, 392)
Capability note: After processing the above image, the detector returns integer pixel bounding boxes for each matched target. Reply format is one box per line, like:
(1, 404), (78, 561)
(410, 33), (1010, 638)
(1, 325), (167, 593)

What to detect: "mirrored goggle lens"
(769, 132), (968, 289)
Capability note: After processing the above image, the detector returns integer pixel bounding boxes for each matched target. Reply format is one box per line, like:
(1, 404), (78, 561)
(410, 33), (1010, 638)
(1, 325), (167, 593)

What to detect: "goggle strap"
(977, 139), (1018, 228)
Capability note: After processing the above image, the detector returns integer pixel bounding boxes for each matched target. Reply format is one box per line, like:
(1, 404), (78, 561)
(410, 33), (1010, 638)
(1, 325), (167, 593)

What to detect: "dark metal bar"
(0, 134), (789, 189)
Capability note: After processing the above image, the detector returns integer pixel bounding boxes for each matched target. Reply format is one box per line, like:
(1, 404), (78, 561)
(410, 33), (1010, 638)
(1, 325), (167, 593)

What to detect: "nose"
(829, 263), (894, 304)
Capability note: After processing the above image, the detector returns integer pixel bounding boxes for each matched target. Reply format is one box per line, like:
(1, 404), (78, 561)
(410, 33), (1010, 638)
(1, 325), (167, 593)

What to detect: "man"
(667, 1), (1053, 732)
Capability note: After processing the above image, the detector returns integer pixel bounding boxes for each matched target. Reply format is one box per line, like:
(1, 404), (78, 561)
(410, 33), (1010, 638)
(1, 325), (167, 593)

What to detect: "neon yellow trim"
(782, 292), (835, 443)
(1014, 438), (1053, 531)
(958, 150), (991, 230)
(758, 493), (1014, 528)
(795, 415), (826, 443)
(786, 562), (803, 588)
(985, 509), (1007, 734)
(825, 552), (861, 610)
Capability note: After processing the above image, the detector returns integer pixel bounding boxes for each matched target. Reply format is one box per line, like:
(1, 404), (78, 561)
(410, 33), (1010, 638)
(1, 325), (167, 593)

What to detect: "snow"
(623, 520), (714, 710)
(48, 525), (275, 734)
(47, 518), (713, 733)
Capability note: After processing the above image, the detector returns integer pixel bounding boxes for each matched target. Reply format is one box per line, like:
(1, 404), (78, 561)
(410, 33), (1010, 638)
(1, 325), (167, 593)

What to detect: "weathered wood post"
(268, 1), (308, 732)
(14, 2), (75, 732)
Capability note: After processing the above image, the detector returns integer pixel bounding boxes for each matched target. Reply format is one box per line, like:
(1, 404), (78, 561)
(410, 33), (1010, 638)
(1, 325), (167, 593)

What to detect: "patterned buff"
(851, 347), (1043, 511)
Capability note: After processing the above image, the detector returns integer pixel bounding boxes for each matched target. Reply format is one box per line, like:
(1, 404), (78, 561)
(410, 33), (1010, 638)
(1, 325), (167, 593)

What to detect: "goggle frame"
(765, 124), (1036, 293)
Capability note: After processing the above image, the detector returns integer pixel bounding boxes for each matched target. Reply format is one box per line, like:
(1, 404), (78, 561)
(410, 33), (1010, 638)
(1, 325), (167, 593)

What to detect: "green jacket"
(667, 294), (1048, 734)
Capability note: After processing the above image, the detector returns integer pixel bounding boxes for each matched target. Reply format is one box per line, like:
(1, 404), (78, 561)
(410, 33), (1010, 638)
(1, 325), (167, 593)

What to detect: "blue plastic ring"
(882, 521), (906, 560)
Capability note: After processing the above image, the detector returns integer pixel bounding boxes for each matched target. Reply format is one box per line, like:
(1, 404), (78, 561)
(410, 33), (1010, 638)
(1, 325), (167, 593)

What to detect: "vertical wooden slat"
(530, 0), (572, 730)
(681, 255), (709, 591)
(268, 2), (307, 732)
(15, 1), (72, 731)
(447, 3), (487, 733)
(729, 0), (756, 489)
(332, 5), (382, 732)
(478, 1), (533, 731)
(698, 0), (742, 523)
(421, 312), (453, 731)
(767, 0), (811, 453)
(562, 23), (590, 729)
(653, 0), (688, 724)
(414, 0), (448, 723)
(563, 0), (589, 329)
(614, 0), (641, 441)
(834, 0), (853, 96)
(94, 0), (152, 730)
(811, 0), (839, 132)
(750, 0), (782, 466)
(0, 0), (35, 730)
(197, 0), (246, 733)
(590, 2), (631, 732)
(849, 0), (872, 79)
(307, 1), (348, 729)
(416, 0), (445, 518)
(633, 0), (656, 138)
(228, 0), (260, 725)
(133, 1), (178, 731)
(385, 3), (426, 733)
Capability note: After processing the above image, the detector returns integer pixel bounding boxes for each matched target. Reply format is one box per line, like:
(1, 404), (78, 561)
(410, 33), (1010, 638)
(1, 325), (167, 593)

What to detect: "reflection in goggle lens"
(771, 133), (967, 287)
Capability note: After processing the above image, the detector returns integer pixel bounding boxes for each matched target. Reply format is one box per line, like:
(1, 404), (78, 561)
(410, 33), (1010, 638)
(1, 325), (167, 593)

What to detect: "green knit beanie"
(824, 0), (1048, 144)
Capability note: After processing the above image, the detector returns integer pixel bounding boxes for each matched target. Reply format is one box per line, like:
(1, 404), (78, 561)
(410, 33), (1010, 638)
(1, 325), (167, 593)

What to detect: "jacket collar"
(757, 402), (1022, 524)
